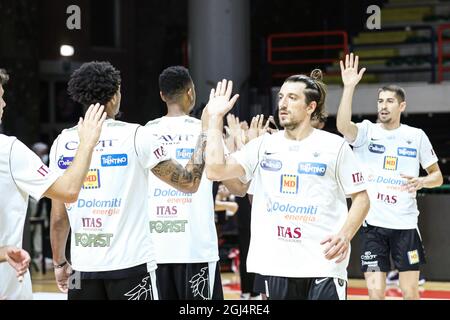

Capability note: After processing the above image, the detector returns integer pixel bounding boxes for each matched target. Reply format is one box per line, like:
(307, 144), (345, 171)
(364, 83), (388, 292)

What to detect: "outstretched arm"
(151, 131), (207, 193)
(336, 53), (366, 143)
(205, 80), (246, 181)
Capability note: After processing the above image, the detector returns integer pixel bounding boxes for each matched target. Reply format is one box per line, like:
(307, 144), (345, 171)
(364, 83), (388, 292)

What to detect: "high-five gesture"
(340, 53), (366, 87)
(207, 79), (240, 117)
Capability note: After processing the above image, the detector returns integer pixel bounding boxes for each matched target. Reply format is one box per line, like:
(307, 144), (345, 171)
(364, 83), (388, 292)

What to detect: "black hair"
(68, 61), (121, 106)
(159, 66), (193, 101)
(285, 69), (327, 121)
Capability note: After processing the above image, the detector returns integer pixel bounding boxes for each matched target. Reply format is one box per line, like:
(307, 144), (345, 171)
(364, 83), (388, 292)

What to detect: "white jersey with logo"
(49, 120), (169, 272)
(145, 116), (218, 264)
(0, 135), (58, 299)
(350, 120), (438, 229)
(232, 130), (367, 280)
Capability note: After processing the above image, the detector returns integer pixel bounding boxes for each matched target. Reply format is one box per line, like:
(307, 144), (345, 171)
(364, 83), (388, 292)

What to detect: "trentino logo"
(260, 158), (282, 171)
(368, 143), (386, 154)
(397, 147), (417, 158)
(58, 156), (74, 169)
(101, 154), (128, 167)
(298, 162), (327, 176)
(176, 148), (194, 160)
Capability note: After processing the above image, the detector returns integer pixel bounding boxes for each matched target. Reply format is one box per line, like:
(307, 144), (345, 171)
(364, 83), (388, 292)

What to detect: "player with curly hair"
(50, 61), (209, 300)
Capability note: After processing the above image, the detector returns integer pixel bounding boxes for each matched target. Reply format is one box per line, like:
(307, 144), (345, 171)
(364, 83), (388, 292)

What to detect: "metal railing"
(437, 23), (450, 82)
(266, 30), (349, 80)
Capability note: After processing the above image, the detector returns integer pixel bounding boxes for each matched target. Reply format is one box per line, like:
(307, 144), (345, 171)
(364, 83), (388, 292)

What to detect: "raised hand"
(77, 103), (107, 149)
(225, 114), (246, 152)
(206, 80), (240, 117)
(340, 53), (366, 88)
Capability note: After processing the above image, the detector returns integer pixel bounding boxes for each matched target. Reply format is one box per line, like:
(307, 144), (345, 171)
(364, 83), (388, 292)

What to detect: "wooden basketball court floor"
(30, 270), (450, 300)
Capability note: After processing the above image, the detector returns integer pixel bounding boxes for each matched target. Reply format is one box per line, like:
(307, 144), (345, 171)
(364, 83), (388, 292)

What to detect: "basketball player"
(0, 68), (107, 299)
(204, 76), (370, 300)
(336, 53), (443, 300)
(50, 62), (208, 300)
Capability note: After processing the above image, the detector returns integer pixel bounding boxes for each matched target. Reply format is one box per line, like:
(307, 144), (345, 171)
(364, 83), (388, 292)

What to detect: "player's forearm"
(181, 132), (208, 192)
(222, 179), (250, 197)
(206, 116), (227, 180)
(45, 144), (94, 203)
(339, 190), (370, 241)
(336, 86), (358, 141)
(50, 205), (70, 265)
(422, 171), (444, 189)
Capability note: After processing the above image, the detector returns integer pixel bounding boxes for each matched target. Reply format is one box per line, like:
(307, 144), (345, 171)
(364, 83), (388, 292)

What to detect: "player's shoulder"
(184, 116), (201, 125)
(313, 129), (347, 147)
(399, 123), (425, 135)
(105, 119), (136, 128)
(0, 133), (17, 145)
(145, 118), (162, 128)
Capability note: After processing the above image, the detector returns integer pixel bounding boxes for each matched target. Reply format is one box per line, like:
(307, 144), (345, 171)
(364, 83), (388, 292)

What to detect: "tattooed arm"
(151, 133), (207, 193)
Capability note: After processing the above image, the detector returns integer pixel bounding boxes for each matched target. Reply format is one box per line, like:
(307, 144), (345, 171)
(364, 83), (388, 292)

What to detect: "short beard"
(280, 120), (299, 131)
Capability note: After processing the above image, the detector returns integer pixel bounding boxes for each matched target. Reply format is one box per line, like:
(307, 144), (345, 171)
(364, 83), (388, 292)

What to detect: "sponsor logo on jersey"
(57, 156), (74, 169)
(73, 198), (122, 216)
(166, 197), (192, 205)
(157, 134), (195, 144)
(280, 175), (298, 194)
(153, 188), (192, 197)
(260, 158), (282, 171)
(37, 165), (49, 177)
(65, 139), (117, 151)
(376, 192), (397, 204)
(77, 197), (121, 208)
(267, 201), (318, 215)
(277, 225), (302, 242)
(383, 156), (398, 171)
(397, 147), (417, 158)
(298, 162), (327, 176)
(367, 174), (405, 186)
(83, 169), (101, 189)
(149, 220), (188, 233)
(74, 233), (113, 247)
(101, 154), (128, 167)
(156, 206), (178, 216)
(176, 148), (194, 160)
(81, 217), (103, 229)
(352, 172), (364, 184)
(408, 250), (420, 265)
(368, 143), (386, 154)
